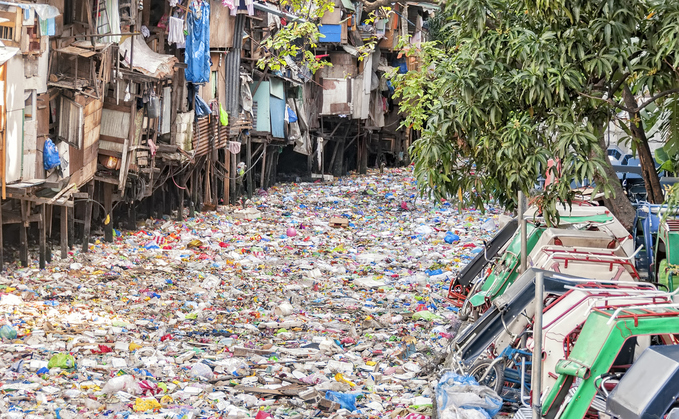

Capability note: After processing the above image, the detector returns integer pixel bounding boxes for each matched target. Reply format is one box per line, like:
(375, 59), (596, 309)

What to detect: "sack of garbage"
(436, 371), (502, 419)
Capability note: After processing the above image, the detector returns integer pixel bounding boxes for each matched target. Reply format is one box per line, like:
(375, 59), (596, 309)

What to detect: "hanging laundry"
(185, 0), (210, 83)
(234, 0), (252, 15)
(147, 139), (157, 157)
(141, 25), (150, 37)
(316, 137), (323, 171)
(228, 141), (241, 155)
(244, 0), (254, 15)
(222, 0), (236, 12)
(168, 16), (185, 48)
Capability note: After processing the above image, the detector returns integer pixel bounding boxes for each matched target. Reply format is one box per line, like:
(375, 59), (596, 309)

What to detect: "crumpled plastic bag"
(101, 374), (141, 395)
(47, 353), (76, 369)
(134, 397), (161, 412)
(436, 372), (502, 419)
(412, 311), (443, 321)
(325, 391), (360, 412)
(0, 324), (17, 340)
(190, 361), (214, 380)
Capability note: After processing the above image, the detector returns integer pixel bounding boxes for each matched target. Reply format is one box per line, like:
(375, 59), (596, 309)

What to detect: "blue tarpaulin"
(185, 0), (211, 83)
(319, 24), (341, 43)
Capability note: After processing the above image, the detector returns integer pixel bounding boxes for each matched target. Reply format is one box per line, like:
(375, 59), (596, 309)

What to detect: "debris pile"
(0, 168), (500, 418)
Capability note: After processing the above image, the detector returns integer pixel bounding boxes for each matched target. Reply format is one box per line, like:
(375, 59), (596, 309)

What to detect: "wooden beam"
(260, 145), (267, 189)
(61, 206), (68, 259)
(104, 183), (113, 242)
(82, 182), (94, 253)
(68, 206), (75, 248)
(46, 205), (52, 264)
(0, 197), (3, 271)
(230, 145), (237, 205)
(39, 204), (46, 269)
(223, 149), (230, 206)
(19, 201), (28, 267)
(246, 136), (253, 198)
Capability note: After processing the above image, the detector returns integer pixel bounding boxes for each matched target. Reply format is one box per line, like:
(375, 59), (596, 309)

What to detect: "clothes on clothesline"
(168, 16), (185, 48)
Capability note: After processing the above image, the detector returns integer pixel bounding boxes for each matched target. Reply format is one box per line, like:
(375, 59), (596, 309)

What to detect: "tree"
(256, 0), (392, 74)
(392, 0), (679, 228)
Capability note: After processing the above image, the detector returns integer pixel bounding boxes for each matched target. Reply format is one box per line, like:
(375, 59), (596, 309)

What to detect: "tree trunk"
(593, 126), (636, 231)
(622, 84), (664, 204)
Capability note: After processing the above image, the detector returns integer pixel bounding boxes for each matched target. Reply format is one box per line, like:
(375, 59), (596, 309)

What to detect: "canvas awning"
(119, 36), (177, 78)
(0, 46), (19, 66)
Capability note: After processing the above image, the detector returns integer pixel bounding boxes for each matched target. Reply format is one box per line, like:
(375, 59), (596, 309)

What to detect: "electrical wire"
(216, 147), (266, 181)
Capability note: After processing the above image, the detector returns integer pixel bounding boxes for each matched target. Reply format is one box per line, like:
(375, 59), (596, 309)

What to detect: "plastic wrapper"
(436, 372), (503, 419)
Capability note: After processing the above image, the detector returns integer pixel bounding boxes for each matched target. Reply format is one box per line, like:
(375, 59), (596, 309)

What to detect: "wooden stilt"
(230, 146), (237, 205)
(204, 159), (210, 205)
(246, 136), (253, 198)
(162, 183), (168, 216)
(46, 205), (53, 239)
(104, 183), (113, 242)
(359, 126), (368, 175)
(190, 170), (197, 217)
(45, 205), (51, 264)
(307, 151), (313, 177)
(177, 176), (185, 221)
(82, 182), (94, 253)
(272, 148), (279, 186)
(147, 190), (153, 219)
(211, 150), (218, 205)
(129, 204), (136, 230)
(0, 198), (4, 271)
(39, 204), (46, 269)
(334, 131), (348, 177)
(260, 145), (267, 189)
(60, 205), (68, 259)
(223, 149), (230, 204)
(20, 201), (28, 267)
(184, 187), (191, 219)
(264, 147), (277, 189)
(68, 206), (75, 247)
(329, 140), (340, 175)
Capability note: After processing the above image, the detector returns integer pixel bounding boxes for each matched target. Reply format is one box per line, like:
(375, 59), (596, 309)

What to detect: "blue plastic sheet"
(286, 104), (298, 123)
(43, 138), (61, 171)
(325, 391), (360, 411)
(185, 0), (210, 83)
(194, 94), (212, 118)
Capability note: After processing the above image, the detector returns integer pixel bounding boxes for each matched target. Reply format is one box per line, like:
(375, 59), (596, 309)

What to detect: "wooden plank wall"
(209, 7), (235, 49)
(69, 96), (102, 186)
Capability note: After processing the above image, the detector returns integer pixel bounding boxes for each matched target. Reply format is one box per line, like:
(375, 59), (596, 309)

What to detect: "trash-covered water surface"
(0, 168), (501, 418)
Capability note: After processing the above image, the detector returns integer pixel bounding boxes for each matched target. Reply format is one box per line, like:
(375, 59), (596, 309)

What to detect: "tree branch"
(577, 91), (634, 113)
(609, 72), (630, 97)
(635, 88), (679, 112)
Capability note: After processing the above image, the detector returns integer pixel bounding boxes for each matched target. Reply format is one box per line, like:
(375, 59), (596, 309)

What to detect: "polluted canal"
(0, 168), (503, 418)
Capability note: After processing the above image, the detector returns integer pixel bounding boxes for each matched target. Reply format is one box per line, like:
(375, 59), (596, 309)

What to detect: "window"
(0, 8), (20, 46)
(57, 96), (83, 149)
(24, 90), (35, 121)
